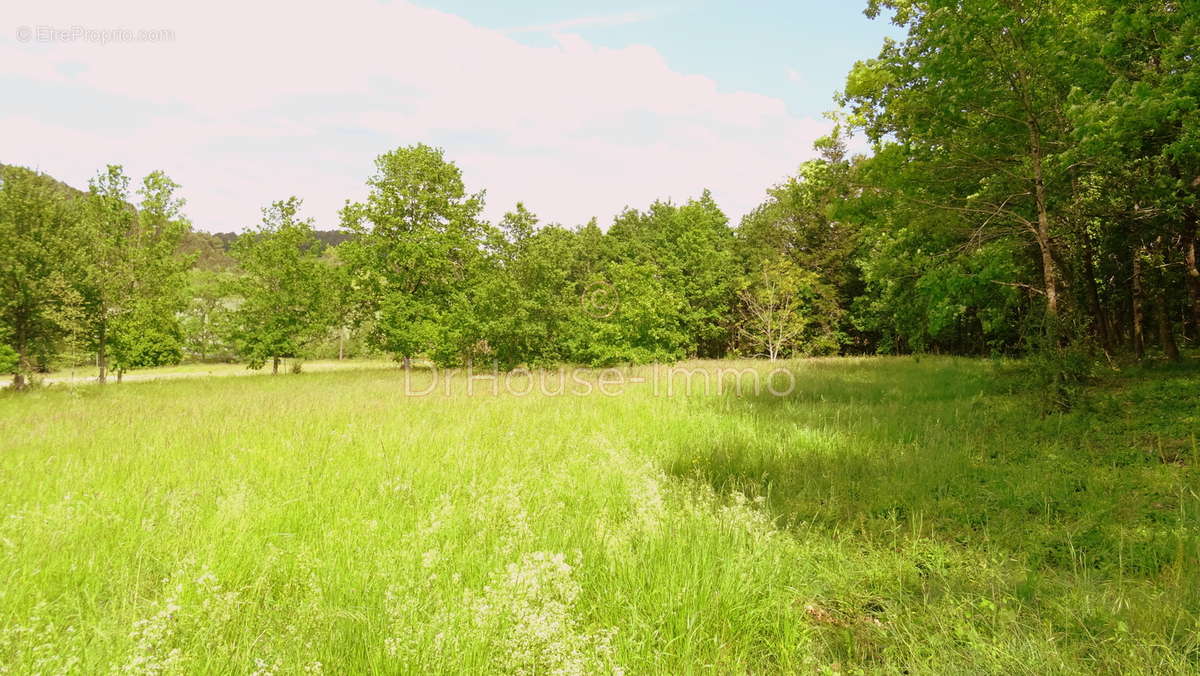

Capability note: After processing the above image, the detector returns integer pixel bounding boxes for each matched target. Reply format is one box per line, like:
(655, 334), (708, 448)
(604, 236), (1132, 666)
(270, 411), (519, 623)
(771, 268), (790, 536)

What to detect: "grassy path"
(19, 359), (399, 387)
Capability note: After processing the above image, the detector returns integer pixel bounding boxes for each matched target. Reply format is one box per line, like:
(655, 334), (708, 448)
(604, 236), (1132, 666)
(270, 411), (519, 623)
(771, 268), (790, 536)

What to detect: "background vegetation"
(4, 2), (1197, 385)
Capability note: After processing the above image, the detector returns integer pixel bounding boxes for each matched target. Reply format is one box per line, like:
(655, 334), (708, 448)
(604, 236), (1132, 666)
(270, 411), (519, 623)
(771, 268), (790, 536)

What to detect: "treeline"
(0, 139), (853, 384)
(0, 151), (767, 384)
(1, 166), (191, 387)
(177, 230), (350, 272)
(2, 1), (1196, 387)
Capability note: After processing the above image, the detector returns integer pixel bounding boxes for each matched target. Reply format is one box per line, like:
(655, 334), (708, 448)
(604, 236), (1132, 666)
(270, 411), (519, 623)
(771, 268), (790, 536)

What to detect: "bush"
(1021, 329), (1097, 413)
(0, 344), (18, 375)
(114, 329), (184, 369)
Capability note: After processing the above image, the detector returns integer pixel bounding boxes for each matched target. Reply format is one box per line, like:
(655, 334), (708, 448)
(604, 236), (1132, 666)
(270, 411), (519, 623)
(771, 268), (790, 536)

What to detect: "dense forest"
(2, 0), (1197, 388)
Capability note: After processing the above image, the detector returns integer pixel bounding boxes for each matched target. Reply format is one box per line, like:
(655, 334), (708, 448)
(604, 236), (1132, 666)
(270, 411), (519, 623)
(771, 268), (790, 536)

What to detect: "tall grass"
(0, 357), (1196, 673)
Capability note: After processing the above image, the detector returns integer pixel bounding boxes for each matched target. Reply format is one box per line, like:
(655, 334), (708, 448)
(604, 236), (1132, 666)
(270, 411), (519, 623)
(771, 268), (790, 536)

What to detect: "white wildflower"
(469, 551), (623, 675)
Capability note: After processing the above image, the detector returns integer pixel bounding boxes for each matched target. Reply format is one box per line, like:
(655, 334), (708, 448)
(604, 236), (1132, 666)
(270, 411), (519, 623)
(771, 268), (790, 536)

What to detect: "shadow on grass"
(662, 357), (1200, 582)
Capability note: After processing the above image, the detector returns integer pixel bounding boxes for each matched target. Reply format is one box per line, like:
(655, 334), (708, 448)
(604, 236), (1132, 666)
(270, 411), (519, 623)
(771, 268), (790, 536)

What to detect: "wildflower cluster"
(469, 551), (623, 676)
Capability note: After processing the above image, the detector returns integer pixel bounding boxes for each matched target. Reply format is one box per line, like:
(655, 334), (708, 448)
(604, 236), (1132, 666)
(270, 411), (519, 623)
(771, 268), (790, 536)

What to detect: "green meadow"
(1, 357), (1197, 674)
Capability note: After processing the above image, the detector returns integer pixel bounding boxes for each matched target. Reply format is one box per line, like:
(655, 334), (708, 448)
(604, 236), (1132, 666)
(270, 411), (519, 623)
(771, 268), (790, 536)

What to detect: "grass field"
(0, 357), (1197, 674)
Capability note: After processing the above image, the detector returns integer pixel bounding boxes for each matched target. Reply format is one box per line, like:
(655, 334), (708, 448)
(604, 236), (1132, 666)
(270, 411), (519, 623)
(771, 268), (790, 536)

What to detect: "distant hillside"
(3, 163), (353, 271)
(182, 230), (354, 271)
(0, 163), (89, 200)
(179, 231), (237, 271)
(209, 230), (354, 250)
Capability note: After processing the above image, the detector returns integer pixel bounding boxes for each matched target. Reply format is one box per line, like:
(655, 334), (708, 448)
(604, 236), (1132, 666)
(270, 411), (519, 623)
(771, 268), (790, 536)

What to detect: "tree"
(79, 165), (135, 384)
(229, 198), (331, 374)
(738, 126), (858, 351)
(606, 192), (740, 358)
(318, 245), (356, 362)
(178, 230), (237, 271)
(181, 269), (236, 362)
(843, 0), (1103, 328)
(78, 167), (189, 383)
(738, 259), (838, 360)
(0, 166), (83, 389)
(108, 171), (190, 379)
(569, 259), (690, 366)
(474, 204), (580, 368)
(1067, 0), (1199, 358)
(0, 344), (17, 377)
(828, 0), (1200, 361)
(340, 144), (489, 369)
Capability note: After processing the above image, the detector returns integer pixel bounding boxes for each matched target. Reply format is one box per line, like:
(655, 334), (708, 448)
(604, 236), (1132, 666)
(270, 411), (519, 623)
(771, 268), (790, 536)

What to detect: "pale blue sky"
(421, 1), (903, 118)
(2, 1), (902, 232)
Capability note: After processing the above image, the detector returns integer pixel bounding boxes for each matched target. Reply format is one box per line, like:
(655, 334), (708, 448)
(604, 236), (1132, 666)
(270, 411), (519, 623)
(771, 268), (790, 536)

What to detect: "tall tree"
(340, 144), (489, 369)
(108, 171), (191, 380)
(474, 204), (581, 368)
(181, 269), (235, 362)
(1069, 0), (1199, 358)
(843, 0), (1103, 329)
(0, 166), (84, 389)
(76, 167), (189, 383)
(229, 198), (331, 374)
(737, 259), (831, 360)
(80, 165), (136, 384)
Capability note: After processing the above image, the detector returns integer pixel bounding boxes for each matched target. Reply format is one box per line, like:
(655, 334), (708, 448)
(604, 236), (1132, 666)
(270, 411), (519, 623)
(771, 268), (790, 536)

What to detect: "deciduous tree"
(340, 144), (489, 369)
(229, 198), (331, 373)
(0, 166), (83, 388)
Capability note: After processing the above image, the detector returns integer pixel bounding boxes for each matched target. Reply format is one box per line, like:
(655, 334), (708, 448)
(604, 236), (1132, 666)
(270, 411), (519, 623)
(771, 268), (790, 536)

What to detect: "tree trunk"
(1029, 124), (1059, 323)
(1132, 249), (1145, 360)
(1185, 211), (1200, 337)
(97, 323), (108, 385)
(338, 327), (345, 361)
(1155, 292), (1181, 362)
(116, 368), (124, 384)
(11, 349), (29, 390)
(402, 355), (412, 371)
(1081, 232), (1109, 348)
(1149, 237), (1181, 361)
(1112, 298), (1128, 348)
(272, 356), (280, 375)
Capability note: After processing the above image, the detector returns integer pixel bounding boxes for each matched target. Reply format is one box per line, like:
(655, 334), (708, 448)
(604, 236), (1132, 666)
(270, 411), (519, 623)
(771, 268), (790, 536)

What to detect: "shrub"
(0, 344), (18, 375)
(1023, 335), (1097, 413)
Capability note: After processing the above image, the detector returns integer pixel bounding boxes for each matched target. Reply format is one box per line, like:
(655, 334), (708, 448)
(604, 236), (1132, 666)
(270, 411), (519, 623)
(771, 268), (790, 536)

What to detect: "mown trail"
(6, 359), (397, 388)
(0, 357), (1196, 674)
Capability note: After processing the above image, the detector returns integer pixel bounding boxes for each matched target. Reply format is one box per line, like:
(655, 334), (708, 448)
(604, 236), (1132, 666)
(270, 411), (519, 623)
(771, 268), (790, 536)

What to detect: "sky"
(0, 1), (902, 233)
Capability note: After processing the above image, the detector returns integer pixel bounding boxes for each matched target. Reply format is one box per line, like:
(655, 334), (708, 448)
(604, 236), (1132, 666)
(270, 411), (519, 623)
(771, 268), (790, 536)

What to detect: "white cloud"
(0, 0), (828, 231)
